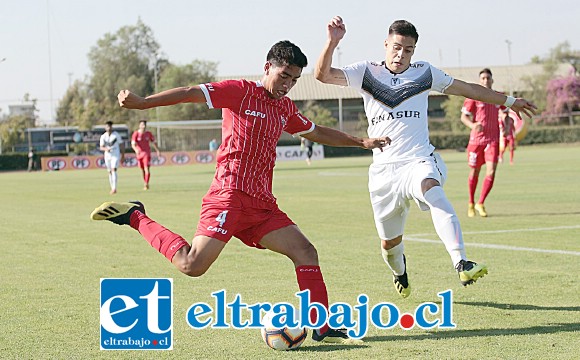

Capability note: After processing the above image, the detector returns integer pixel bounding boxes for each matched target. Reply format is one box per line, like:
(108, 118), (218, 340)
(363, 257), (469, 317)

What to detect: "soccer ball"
(260, 310), (308, 351)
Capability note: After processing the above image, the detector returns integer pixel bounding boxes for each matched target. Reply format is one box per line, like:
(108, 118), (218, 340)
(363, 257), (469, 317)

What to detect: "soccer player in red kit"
(499, 110), (516, 165)
(90, 40), (390, 344)
(131, 120), (160, 190)
(461, 68), (506, 218)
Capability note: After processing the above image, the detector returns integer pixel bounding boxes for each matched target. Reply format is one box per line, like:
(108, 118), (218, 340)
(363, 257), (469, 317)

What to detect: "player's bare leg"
(171, 236), (225, 277)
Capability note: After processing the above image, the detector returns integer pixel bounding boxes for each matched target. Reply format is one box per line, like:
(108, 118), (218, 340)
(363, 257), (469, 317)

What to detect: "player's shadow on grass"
(454, 301), (580, 312)
(300, 343), (369, 352)
(364, 322), (580, 342)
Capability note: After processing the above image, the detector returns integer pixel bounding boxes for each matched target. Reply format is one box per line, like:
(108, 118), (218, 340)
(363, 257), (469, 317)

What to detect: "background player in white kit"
(99, 121), (124, 194)
(315, 16), (537, 297)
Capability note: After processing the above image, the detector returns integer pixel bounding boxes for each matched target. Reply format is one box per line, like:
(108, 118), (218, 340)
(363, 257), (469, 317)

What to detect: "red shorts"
(467, 142), (499, 168)
(137, 152), (151, 169)
(195, 189), (294, 249)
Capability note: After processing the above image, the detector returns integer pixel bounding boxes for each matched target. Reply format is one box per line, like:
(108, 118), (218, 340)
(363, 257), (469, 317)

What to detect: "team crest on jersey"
(391, 78), (401, 86)
(280, 116), (287, 127)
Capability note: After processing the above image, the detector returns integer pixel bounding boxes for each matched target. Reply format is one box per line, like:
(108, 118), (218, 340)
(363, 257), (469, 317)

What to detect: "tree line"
(1, 20), (578, 152)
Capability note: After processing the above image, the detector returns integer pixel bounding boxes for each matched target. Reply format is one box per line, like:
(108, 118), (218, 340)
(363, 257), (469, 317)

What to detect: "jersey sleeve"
(199, 79), (246, 109)
(147, 131), (155, 143)
(284, 101), (315, 136)
(429, 64), (454, 93)
(341, 61), (369, 89)
(462, 98), (476, 115)
(131, 131), (138, 144)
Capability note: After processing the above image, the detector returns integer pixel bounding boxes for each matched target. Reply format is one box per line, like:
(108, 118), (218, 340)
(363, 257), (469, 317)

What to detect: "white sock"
(423, 186), (466, 267)
(381, 242), (406, 276)
(111, 171), (117, 190)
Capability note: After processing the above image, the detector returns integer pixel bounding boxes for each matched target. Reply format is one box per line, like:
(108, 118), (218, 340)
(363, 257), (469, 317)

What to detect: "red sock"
(144, 173), (151, 185)
(129, 211), (188, 261)
(468, 176), (478, 204)
(478, 175), (495, 204)
(295, 265), (330, 334)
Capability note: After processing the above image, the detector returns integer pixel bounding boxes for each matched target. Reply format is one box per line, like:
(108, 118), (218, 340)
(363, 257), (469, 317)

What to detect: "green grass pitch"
(1, 144), (579, 359)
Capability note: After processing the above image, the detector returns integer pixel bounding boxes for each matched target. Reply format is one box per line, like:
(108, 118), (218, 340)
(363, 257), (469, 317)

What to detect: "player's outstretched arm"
(445, 79), (537, 118)
(315, 16), (348, 86)
(303, 125), (391, 150)
(118, 86), (206, 110)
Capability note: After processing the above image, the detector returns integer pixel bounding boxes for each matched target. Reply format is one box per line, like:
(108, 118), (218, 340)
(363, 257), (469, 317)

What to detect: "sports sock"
(111, 171), (118, 190)
(129, 210), (189, 261)
(108, 173), (115, 190)
(295, 265), (330, 335)
(468, 176), (478, 204)
(145, 173), (151, 185)
(478, 175), (495, 204)
(381, 242), (405, 275)
(423, 186), (466, 267)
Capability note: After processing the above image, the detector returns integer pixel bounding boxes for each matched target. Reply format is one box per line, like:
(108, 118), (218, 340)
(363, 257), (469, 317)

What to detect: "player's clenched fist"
(327, 16), (346, 42)
(118, 90), (145, 110)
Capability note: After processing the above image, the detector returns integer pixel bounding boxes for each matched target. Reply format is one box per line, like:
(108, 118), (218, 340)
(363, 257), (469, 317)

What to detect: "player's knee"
(421, 178), (440, 194)
(291, 241), (318, 265)
(175, 259), (208, 277)
(381, 236), (402, 250)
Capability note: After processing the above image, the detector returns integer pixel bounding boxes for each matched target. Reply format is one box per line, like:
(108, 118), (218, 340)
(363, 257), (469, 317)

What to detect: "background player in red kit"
(91, 40), (390, 344)
(131, 120), (160, 190)
(461, 68), (506, 218)
(499, 110), (516, 165)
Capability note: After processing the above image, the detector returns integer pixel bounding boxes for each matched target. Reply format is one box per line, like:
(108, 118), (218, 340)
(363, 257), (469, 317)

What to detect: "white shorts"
(369, 152), (447, 240)
(104, 152), (121, 170)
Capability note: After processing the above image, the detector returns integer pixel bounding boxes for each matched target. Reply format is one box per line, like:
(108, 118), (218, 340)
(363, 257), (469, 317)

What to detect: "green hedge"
(0, 151), (68, 171)
(518, 126), (580, 145)
(2, 126), (579, 170)
(324, 125), (580, 158)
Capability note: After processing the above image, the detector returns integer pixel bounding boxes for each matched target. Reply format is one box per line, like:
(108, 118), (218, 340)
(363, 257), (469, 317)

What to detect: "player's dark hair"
(479, 68), (493, 77)
(267, 41), (308, 68)
(389, 20), (419, 43)
(105, 121), (113, 126)
(139, 120), (147, 125)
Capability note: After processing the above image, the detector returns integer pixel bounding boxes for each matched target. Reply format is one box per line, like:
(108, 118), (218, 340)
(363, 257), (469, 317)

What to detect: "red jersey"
(462, 98), (504, 145)
(200, 79), (314, 203)
(131, 130), (155, 154)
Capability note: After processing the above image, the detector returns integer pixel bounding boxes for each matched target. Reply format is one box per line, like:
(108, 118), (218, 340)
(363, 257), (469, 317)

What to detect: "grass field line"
(404, 237), (580, 256)
(411, 224), (580, 236)
(406, 225), (580, 256)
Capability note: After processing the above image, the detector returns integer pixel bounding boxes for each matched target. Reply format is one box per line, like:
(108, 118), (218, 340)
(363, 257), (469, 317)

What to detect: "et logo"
(100, 278), (173, 350)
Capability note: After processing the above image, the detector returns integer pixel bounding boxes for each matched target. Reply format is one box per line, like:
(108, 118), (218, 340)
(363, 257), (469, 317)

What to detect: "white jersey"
(342, 61), (454, 164)
(99, 131), (123, 157)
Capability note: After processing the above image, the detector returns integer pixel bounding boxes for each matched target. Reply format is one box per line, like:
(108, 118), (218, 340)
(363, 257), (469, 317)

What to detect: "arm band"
(503, 95), (516, 107)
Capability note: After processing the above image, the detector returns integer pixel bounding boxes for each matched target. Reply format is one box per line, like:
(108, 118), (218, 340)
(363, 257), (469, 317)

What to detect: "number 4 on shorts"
(215, 211), (228, 227)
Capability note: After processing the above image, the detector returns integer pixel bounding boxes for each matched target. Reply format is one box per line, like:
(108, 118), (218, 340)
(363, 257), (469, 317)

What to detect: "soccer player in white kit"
(99, 121), (124, 194)
(316, 16), (537, 297)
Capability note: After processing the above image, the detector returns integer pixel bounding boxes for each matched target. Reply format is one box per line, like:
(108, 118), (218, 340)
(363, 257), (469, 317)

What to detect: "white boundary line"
(406, 225), (580, 256)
